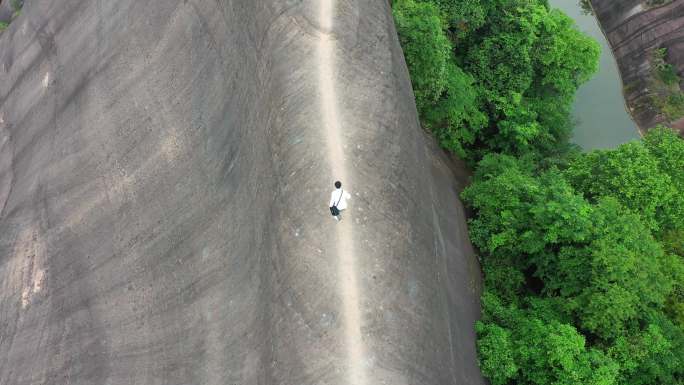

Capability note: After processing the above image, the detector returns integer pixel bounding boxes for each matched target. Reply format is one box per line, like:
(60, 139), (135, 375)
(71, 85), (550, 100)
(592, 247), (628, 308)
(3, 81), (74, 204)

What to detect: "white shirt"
(329, 188), (351, 210)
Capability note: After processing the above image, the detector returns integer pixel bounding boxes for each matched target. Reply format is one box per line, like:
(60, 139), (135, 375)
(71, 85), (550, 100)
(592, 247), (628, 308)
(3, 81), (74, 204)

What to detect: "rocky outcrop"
(0, 1), (15, 24)
(591, 0), (684, 134)
(0, 0), (484, 384)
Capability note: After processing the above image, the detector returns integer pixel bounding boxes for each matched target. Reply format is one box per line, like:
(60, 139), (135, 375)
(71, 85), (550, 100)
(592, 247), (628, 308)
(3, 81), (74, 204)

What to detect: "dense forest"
(393, 0), (684, 384)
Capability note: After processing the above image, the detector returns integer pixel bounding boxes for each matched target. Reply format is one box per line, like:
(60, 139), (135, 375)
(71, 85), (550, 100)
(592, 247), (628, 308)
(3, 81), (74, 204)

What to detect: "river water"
(548, 0), (640, 150)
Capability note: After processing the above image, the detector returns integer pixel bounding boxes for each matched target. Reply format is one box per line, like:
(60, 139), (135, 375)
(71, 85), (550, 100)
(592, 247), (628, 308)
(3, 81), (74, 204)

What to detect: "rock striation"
(0, 1), (485, 384)
(591, 0), (684, 133)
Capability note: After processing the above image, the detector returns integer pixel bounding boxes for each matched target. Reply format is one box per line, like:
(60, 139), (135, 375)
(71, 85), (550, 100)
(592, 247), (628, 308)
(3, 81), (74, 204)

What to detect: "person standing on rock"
(329, 181), (351, 221)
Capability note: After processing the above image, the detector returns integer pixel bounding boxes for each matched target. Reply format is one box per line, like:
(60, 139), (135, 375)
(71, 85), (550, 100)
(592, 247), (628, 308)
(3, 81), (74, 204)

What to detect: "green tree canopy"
(393, 0), (487, 158)
(395, 0), (599, 162)
(461, 154), (592, 262)
(461, 0), (600, 160)
(394, 1), (684, 384)
(477, 291), (620, 385)
(393, 0), (451, 114)
(564, 135), (684, 235)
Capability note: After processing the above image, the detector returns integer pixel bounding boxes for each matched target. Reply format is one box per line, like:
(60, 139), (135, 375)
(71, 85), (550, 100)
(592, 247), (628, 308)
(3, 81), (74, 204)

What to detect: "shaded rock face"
(0, 1), (484, 384)
(591, 0), (684, 134)
(0, 1), (15, 23)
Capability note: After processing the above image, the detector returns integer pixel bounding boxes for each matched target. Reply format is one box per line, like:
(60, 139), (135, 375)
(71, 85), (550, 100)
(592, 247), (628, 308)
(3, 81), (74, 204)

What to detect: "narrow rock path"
(317, 1), (365, 384)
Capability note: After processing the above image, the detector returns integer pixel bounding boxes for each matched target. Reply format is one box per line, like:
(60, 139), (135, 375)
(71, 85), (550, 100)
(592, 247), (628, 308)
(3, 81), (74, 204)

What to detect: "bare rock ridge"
(590, 0), (684, 133)
(0, 1), (484, 384)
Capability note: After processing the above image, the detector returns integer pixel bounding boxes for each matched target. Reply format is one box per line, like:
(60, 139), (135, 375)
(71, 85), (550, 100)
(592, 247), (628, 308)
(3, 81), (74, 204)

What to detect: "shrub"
(10, 0), (22, 12)
(392, 0), (451, 114)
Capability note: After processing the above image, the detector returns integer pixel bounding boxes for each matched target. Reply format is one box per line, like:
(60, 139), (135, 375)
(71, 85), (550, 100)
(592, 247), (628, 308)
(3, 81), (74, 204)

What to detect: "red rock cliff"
(591, 0), (684, 134)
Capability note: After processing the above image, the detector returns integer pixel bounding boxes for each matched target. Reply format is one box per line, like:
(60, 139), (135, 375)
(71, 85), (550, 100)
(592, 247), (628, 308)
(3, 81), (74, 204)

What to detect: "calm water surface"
(549, 0), (640, 150)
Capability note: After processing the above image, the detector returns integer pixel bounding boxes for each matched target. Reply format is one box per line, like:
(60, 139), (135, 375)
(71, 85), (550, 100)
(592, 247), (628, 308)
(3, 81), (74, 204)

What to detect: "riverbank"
(550, 0), (640, 149)
(591, 0), (684, 135)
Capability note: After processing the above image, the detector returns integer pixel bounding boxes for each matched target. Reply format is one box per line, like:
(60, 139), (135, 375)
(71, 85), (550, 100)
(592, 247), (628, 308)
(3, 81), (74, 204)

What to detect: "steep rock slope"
(0, 0), (484, 384)
(591, 0), (684, 133)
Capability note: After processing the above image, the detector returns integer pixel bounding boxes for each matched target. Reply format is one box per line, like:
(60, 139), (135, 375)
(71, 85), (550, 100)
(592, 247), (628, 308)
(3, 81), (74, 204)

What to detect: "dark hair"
(334, 181), (342, 189)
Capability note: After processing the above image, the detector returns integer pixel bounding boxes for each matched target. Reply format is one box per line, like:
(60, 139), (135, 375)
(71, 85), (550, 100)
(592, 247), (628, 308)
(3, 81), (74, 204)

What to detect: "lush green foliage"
(393, 0), (487, 158)
(563, 127), (684, 236)
(394, 0), (599, 162)
(462, 132), (684, 384)
(393, 0), (451, 114)
(649, 48), (684, 121)
(463, 5), (598, 159)
(654, 48), (680, 86)
(478, 292), (621, 385)
(394, 0), (684, 383)
(564, 143), (684, 235)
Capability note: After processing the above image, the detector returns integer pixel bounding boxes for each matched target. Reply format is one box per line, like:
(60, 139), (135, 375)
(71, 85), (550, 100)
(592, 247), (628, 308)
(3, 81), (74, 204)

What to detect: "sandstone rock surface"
(591, 0), (684, 133)
(0, 1), (485, 384)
